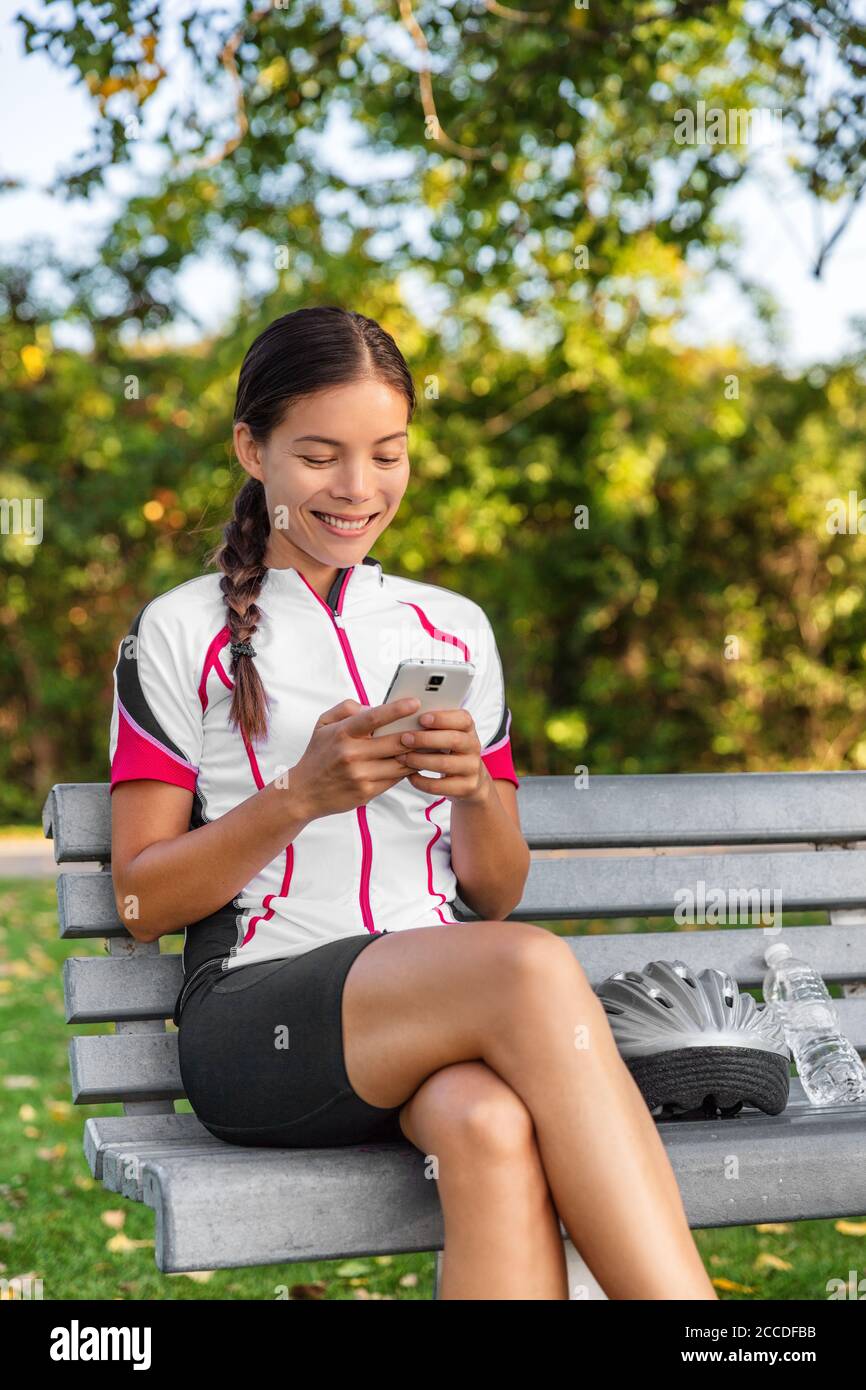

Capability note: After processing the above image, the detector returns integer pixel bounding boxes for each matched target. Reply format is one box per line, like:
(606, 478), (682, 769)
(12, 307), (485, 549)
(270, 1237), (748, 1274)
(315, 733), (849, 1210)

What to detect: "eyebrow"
(293, 431), (408, 446)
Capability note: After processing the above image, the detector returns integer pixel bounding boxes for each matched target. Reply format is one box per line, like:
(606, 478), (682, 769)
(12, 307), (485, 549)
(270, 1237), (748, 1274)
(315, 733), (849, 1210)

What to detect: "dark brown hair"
(206, 306), (416, 747)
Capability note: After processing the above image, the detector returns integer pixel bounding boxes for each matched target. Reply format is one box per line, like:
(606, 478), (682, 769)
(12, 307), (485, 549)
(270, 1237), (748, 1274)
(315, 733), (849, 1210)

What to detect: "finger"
(405, 770), (471, 793)
(343, 697), (421, 738)
(407, 708), (474, 732)
(316, 699), (363, 727)
(397, 728), (472, 751)
(397, 752), (477, 774)
(355, 755), (415, 785)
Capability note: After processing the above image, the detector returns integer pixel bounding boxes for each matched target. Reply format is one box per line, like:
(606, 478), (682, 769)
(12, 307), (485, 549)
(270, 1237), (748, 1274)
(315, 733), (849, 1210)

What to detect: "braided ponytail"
(207, 476), (272, 745)
(207, 305), (416, 747)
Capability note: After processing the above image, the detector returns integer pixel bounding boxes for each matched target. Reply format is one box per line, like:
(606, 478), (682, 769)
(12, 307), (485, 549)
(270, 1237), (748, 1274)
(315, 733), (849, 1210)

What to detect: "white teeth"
(314, 512), (373, 531)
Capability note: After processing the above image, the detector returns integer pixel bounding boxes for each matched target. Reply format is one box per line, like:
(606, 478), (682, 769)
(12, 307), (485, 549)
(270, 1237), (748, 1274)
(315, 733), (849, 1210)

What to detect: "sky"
(1, 0), (865, 372)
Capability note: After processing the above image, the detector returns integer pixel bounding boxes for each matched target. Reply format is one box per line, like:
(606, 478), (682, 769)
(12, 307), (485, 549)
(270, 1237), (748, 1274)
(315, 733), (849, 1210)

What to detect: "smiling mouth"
(312, 510), (380, 533)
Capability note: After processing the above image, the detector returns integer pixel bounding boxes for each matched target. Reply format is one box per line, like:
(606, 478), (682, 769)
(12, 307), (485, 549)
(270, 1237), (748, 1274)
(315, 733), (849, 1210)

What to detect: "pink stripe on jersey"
(424, 797), (459, 924)
(206, 640), (296, 952)
(397, 600), (471, 662)
(198, 626), (233, 711)
(110, 699), (198, 793)
(297, 566), (378, 934)
(240, 845), (295, 948)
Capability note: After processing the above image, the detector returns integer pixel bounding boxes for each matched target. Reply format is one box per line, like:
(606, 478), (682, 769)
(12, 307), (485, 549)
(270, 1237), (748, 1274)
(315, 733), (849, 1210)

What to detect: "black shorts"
(176, 930), (405, 1148)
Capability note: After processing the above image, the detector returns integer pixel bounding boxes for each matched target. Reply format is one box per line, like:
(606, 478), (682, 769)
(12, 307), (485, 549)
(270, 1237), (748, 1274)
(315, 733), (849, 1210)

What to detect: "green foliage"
(2, 1), (866, 820)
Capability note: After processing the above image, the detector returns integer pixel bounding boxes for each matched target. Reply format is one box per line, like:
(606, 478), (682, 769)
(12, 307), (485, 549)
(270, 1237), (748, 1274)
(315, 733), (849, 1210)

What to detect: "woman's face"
(234, 377), (410, 572)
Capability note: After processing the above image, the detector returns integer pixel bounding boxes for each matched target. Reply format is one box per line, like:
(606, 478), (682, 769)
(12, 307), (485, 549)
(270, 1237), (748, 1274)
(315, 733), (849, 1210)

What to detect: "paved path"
(0, 836), (99, 877)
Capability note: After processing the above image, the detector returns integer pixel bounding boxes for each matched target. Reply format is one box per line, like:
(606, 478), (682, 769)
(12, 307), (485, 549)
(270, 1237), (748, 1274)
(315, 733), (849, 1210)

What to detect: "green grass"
(1, 880), (864, 1301)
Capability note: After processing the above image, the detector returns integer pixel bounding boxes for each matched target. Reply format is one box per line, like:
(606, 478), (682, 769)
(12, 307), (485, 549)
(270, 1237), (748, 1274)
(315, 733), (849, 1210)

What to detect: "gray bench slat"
(93, 1079), (816, 1202)
(137, 1088), (866, 1272)
(518, 771), (866, 847)
(105, 1142), (229, 1199)
(567, 925), (866, 988)
(58, 847), (866, 941)
(480, 848), (866, 919)
(58, 871), (128, 939)
(42, 772), (866, 864)
(42, 783), (112, 863)
(64, 955), (182, 1023)
(83, 1113), (209, 1179)
(64, 925), (866, 1025)
(69, 1033), (181, 1104)
(69, 998), (866, 1103)
(143, 1142), (443, 1273)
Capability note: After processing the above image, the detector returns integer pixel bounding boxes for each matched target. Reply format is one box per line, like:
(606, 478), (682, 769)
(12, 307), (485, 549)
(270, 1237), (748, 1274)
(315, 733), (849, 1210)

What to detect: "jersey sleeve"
(464, 605), (520, 789)
(108, 599), (203, 795)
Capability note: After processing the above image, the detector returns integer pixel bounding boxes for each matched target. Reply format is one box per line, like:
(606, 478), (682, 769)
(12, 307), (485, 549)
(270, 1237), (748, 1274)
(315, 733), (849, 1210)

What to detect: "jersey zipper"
(302, 570), (377, 934)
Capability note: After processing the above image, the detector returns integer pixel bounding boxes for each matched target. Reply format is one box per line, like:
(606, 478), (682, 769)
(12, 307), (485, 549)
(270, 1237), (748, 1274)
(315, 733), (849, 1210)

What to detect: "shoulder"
(129, 572), (224, 633)
(382, 570), (490, 631)
(123, 573), (227, 666)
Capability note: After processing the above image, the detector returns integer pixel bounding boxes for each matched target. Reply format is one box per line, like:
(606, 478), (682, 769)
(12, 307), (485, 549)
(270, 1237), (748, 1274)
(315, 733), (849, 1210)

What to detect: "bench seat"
(79, 1082), (866, 1273)
(44, 774), (866, 1293)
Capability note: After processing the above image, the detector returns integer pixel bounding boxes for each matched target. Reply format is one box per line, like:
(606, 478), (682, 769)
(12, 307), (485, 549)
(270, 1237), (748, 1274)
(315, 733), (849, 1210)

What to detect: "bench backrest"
(43, 772), (866, 1115)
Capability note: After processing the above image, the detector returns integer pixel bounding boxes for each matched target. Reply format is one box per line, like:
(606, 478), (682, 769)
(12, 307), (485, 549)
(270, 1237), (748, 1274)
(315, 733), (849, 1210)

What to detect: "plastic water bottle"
(762, 942), (866, 1105)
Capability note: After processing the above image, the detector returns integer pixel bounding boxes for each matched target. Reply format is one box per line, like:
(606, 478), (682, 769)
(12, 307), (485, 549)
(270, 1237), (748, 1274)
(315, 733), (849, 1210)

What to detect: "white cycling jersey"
(109, 555), (519, 976)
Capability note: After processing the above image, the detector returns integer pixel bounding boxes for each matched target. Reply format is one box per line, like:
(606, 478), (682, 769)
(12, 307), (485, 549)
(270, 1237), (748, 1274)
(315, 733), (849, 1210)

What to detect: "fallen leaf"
(756, 1222), (792, 1234)
(399, 1272), (419, 1287)
(101, 1210), (126, 1231)
(712, 1277), (756, 1293)
(18, 1104), (37, 1122)
(835, 1219), (866, 1237)
(35, 1144), (66, 1161)
(288, 1281), (326, 1300)
(754, 1253), (792, 1271)
(106, 1233), (154, 1253)
(3, 1075), (36, 1088)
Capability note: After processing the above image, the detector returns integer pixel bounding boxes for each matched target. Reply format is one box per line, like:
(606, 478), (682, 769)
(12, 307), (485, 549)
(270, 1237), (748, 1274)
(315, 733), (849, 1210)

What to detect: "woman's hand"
(288, 697), (421, 821)
(393, 709), (489, 803)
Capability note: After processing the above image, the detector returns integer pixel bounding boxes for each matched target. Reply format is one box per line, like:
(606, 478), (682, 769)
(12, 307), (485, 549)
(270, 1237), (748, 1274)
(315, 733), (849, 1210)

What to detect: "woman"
(109, 305), (717, 1300)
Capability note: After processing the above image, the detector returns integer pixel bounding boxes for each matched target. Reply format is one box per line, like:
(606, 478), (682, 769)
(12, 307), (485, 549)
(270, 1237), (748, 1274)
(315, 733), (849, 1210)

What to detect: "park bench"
(43, 771), (866, 1299)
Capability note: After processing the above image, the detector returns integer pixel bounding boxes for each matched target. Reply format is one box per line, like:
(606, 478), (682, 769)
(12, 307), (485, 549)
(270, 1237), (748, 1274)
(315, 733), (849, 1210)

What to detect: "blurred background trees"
(2, 0), (866, 821)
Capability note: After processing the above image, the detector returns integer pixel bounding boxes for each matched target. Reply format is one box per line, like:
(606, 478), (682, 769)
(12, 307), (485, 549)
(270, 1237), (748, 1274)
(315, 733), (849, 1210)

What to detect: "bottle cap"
(764, 941), (792, 967)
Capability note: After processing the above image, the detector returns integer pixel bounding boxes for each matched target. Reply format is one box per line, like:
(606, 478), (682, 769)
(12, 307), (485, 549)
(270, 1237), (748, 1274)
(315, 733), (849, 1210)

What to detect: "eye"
(301, 456), (336, 465)
(374, 456), (402, 464)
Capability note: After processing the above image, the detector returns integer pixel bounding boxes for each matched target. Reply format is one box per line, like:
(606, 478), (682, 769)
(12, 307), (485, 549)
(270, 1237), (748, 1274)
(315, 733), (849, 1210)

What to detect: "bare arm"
(112, 695), (422, 943)
(449, 772), (530, 921)
(111, 776), (310, 943)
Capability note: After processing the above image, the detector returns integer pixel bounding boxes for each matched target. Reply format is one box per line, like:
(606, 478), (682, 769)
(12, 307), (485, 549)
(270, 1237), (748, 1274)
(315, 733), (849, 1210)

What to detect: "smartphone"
(371, 658), (476, 739)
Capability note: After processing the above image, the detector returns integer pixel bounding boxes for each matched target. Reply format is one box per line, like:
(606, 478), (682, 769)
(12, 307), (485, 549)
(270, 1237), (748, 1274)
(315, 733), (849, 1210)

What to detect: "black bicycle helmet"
(595, 958), (791, 1119)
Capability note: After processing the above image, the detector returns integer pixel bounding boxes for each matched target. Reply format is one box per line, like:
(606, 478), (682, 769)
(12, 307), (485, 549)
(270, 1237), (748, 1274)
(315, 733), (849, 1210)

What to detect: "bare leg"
(342, 922), (717, 1300)
(398, 1060), (569, 1299)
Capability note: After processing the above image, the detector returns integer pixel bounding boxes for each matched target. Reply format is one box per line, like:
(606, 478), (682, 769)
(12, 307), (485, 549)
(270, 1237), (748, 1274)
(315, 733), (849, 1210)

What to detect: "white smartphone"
(371, 658), (476, 739)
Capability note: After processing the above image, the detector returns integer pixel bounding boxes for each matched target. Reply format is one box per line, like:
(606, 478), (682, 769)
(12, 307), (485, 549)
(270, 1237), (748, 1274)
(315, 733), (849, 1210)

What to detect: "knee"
(493, 922), (592, 1004)
(455, 1088), (536, 1165)
(410, 1064), (535, 1166)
